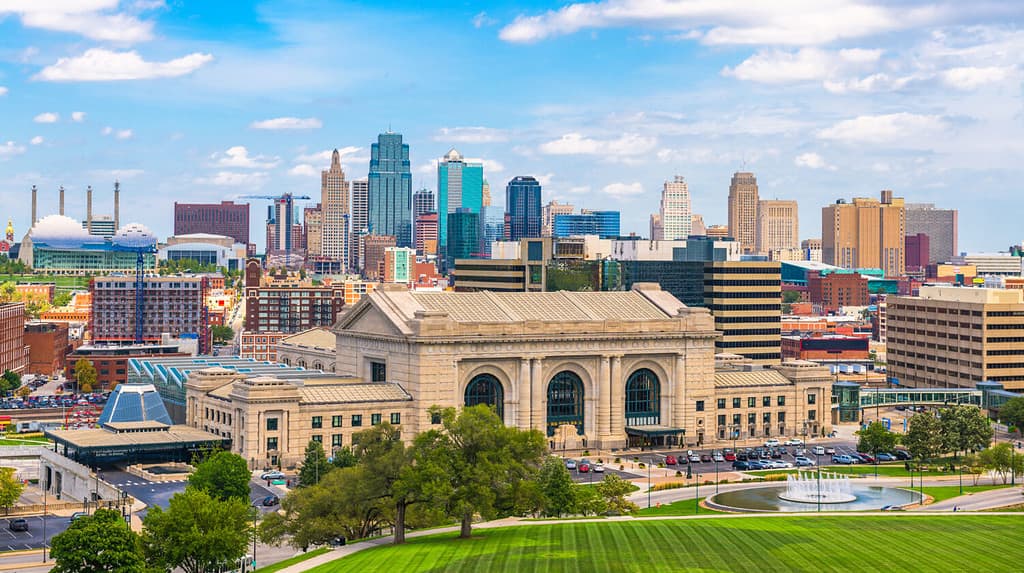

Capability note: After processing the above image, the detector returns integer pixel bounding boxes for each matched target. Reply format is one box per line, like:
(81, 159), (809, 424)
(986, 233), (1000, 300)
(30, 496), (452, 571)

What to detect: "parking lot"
(0, 515), (66, 551)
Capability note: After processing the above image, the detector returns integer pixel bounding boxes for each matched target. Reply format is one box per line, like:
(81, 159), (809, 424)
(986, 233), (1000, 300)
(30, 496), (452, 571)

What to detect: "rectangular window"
(371, 361), (387, 382)
(266, 418), (278, 431)
(748, 397), (756, 408)
(431, 412), (442, 424)
(717, 414), (726, 427)
(807, 393), (817, 405)
(351, 414), (362, 427)
(778, 412), (786, 422)
(332, 415), (342, 428)
(311, 435), (322, 443)
(717, 398), (726, 409)
(332, 434), (343, 447)
(747, 413), (756, 425)
(695, 400), (705, 412)
(390, 413), (401, 425)
(371, 413), (382, 425)
(763, 412), (771, 424)
(808, 410), (817, 421)
(762, 396), (771, 407)
(732, 397), (741, 409)
(732, 414), (741, 425)
(266, 437), (278, 451)
(311, 416), (323, 429)
(777, 396), (786, 406)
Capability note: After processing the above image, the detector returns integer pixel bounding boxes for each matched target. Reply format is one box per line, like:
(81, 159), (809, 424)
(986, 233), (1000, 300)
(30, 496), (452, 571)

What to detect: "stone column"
(672, 353), (687, 430)
(609, 355), (623, 438)
(531, 358), (544, 434)
(518, 359), (531, 430)
(598, 355), (611, 439)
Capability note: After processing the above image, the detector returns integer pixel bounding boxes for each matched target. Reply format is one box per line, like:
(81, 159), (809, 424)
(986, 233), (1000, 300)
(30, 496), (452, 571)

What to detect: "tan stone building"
(822, 190), (905, 277)
(275, 327), (337, 371)
(727, 172), (759, 254)
(756, 199), (799, 254)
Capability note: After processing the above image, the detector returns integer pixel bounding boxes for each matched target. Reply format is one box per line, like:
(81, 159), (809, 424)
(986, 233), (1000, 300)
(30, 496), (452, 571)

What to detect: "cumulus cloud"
(294, 146), (362, 164)
(116, 129), (133, 140)
(539, 133), (657, 156)
(472, 11), (497, 28)
(250, 117), (322, 130)
(817, 113), (946, 144)
(433, 126), (509, 143)
(0, 87), (7, 96)
(35, 49), (213, 82)
(212, 146), (279, 169)
(0, 141), (26, 159)
(19, 11), (153, 43)
(195, 171), (268, 187)
(941, 66), (1013, 90)
(71, 111), (86, 122)
(602, 182), (644, 197)
(34, 112), (59, 123)
(794, 152), (836, 170)
(723, 47), (883, 84)
(288, 164), (318, 177)
(30, 136), (44, 145)
(102, 126), (113, 135)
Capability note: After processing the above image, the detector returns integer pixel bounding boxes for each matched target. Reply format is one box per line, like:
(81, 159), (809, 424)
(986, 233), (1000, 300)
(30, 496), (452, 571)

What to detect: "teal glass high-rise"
(368, 132), (413, 247)
(437, 148), (483, 251)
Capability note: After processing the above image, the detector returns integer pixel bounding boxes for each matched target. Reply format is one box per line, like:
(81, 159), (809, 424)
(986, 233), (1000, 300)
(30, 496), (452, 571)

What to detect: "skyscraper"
(304, 204), (322, 257)
(659, 175), (691, 240)
(728, 172), (759, 254)
(351, 179), (368, 272)
(553, 211), (620, 238)
(756, 199), (799, 254)
(415, 212), (438, 256)
(542, 201), (574, 237)
(437, 148), (484, 252)
(505, 176), (542, 241)
(482, 180), (491, 207)
(905, 203), (958, 264)
(413, 189), (435, 219)
(649, 214), (664, 240)
(321, 149), (350, 265)
(446, 208), (480, 272)
(822, 190), (906, 277)
(368, 132), (412, 248)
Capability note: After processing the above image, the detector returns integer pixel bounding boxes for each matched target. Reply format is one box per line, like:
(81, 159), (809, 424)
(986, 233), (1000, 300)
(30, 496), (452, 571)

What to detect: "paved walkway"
(920, 485), (1023, 511)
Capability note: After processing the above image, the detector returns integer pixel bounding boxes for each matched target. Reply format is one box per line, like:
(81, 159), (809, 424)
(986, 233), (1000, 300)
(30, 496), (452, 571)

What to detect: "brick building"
(90, 276), (211, 354)
(807, 271), (869, 314)
(24, 322), (71, 375)
(242, 261), (345, 336)
(67, 345), (188, 390)
(174, 201), (250, 247)
(781, 333), (870, 361)
(0, 303), (28, 376)
(362, 235), (397, 279)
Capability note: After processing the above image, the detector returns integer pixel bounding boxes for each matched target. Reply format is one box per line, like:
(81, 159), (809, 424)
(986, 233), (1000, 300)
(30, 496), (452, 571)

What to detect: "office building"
(321, 149), (351, 266)
(756, 200), (799, 254)
(905, 233), (930, 273)
(690, 214), (707, 236)
(174, 201), (249, 246)
(243, 262), (345, 335)
(905, 203), (958, 265)
(505, 176), (542, 241)
(383, 247), (416, 284)
(350, 179), (369, 272)
(362, 235), (396, 279)
(67, 344), (189, 390)
(807, 271), (869, 313)
(481, 207), (505, 258)
(90, 276), (211, 354)
(304, 205), (323, 258)
(887, 286), (1024, 390)
(24, 321), (71, 376)
(706, 225), (730, 239)
(413, 189), (435, 219)
(447, 209), (481, 271)
(415, 212), (439, 256)
(727, 172), (759, 254)
(553, 211), (620, 239)
(822, 190), (906, 277)
(84, 215), (116, 238)
(704, 261), (782, 364)
(649, 214), (664, 241)
(802, 239), (822, 263)
(437, 149), (484, 252)
(659, 175), (691, 240)
(0, 303), (28, 376)
(542, 201), (574, 238)
(482, 180), (491, 207)
(961, 253), (1023, 277)
(368, 132), (412, 248)
(782, 334), (870, 362)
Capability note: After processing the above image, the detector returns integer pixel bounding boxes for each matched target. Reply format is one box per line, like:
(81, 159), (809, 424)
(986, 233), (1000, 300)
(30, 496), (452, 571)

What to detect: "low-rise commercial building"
(24, 321), (71, 375)
(781, 334), (870, 362)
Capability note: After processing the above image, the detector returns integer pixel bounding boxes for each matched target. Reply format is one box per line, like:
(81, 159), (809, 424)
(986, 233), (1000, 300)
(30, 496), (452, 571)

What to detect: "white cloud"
(30, 136), (44, 145)
(288, 164), (318, 177)
(250, 117), (322, 130)
(539, 133), (657, 156)
(71, 111), (86, 122)
(567, 185), (591, 195)
(602, 182), (644, 197)
(212, 146), (279, 169)
(19, 11), (153, 43)
(115, 129), (133, 140)
(794, 152), (835, 170)
(499, 1), (928, 46)
(34, 112), (59, 123)
(433, 126), (509, 143)
(817, 113), (946, 144)
(941, 66), (1013, 90)
(723, 47), (883, 84)
(101, 126), (113, 135)
(34, 49), (213, 82)
(0, 141), (26, 159)
(294, 146), (362, 164)
(472, 11), (497, 28)
(466, 158), (505, 174)
(195, 171), (267, 187)
(417, 161), (437, 175)
(822, 73), (915, 94)
(0, 87), (7, 96)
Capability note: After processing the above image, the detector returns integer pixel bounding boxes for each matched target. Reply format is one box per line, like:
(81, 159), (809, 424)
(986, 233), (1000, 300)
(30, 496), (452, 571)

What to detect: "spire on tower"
(331, 148), (341, 168)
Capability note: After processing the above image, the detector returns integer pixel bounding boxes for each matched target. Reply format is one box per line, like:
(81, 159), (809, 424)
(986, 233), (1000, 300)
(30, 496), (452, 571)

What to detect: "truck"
(838, 364), (852, 375)
(16, 421), (41, 433)
(851, 364), (867, 374)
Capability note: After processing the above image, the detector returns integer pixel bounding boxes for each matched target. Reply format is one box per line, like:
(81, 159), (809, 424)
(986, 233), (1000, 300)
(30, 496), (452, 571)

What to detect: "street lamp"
(647, 458), (652, 509)
(816, 451), (822, 513)
(695, 474), (703, 515)
(251, 506), (258, 571)
(714, 455), (719, 494)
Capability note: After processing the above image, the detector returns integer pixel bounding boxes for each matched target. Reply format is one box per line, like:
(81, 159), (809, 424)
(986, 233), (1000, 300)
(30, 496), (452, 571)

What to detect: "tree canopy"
(50, 509), (146, 573)
(856, 421), (899, 456)
(210, 325), (234, 345)
(142, 487), (252, 573)
(298, 439), (331, 487)
(903, 412), (945, 462)
(0, 467), (25, 514)
(74, 359), (97, 393)
(939, 405), (993, 458)
(188, 450), (251, 502)
(538, 456), (575, 517)
(998, 397), (1024, 434)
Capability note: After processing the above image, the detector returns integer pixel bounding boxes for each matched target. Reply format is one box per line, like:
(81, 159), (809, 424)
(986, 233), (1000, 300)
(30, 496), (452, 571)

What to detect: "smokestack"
(114, 180), (120, 230)
(59, 186), (65, 215)
(87, 186), (93, 234)
(31, 185), (37, 224)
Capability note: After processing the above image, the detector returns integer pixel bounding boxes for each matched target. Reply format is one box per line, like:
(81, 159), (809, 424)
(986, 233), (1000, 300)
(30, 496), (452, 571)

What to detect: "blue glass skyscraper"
(505, 176), (542, 241)
(552, 210), (620, 238)
(437, 148), (483, 251)
(368, 132), (413, 247)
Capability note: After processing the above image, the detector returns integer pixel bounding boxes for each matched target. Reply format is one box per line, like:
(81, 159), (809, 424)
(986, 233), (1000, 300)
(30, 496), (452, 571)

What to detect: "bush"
(638, 463), (646, 469)
(657, 463), (665, 468)
(675, 470), (682, 477)
(761, 473), (790, 482)
(614, 457), (621, 464)
(582, 450), (590, 457)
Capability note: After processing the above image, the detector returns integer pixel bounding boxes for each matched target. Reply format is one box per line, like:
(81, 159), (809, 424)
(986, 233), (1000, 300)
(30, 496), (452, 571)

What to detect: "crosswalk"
(112, 479), (188, 487)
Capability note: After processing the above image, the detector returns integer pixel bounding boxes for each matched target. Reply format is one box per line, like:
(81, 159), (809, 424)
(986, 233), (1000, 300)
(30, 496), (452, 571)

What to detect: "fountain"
(778, 470), (856, 503)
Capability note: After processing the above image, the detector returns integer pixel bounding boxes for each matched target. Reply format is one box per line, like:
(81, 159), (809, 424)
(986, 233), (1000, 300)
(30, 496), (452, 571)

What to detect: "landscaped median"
(302, 515), (1024, 572)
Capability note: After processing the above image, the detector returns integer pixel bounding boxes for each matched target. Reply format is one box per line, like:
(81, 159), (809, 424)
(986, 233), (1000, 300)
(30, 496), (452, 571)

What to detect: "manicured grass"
(635, 500), (725, 516)
(309, 516), (1023, 572)
(0, 274), (90, 289)
(253, 547), (331, 573)
(918, 484), (1012, 504)
(0, 436), (52, 447)
(984, 503), (1024, 512)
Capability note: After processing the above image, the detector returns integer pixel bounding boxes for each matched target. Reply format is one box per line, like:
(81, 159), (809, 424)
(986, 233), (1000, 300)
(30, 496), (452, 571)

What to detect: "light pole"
(647, 458), (651, 509)
(714, 456), (719, 494)
(40, 459), (47, 563)
(695, 474), (702, 515)
(251, 506), (258, 571)
(816, 451), (822, 513)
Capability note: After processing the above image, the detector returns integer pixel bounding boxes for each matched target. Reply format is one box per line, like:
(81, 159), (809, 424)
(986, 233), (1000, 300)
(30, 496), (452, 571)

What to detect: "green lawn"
(919, 484), (1012, 504)
(0, 274), (91, 289)
(253, 547), (331, 573)
(635, 500), (725, 517)
(0, 436), (52, 447)
(309, 515), (1023, 572)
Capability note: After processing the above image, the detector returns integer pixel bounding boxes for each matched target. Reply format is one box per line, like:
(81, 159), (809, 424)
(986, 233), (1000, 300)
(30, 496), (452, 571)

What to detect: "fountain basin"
(709, 485), (919, 512)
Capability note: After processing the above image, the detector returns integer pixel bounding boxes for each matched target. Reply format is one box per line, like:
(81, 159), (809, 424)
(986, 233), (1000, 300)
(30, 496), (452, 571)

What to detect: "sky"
(1, 0), (1023, 253)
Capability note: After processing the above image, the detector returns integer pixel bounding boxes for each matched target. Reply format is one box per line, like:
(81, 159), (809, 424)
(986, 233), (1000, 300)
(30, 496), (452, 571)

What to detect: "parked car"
(8, 519), (28, 532)
(876, 453), (896, 462)
(794, 456), (815, 467)
(688, 454), (701, 463)
(764, 438), (780, 447)
(262, 495), (280, 507)
(732, 461), (750, 470)
(665, 455), (677, 466)
(748, 460), (769, 470)
(723, 450), (736, 462)
(592, 463), (605, 473)
(69, 512), (88, 523)
(784, 438), (804, 446)
(812, 446), (825, 455)
(856, 453), (876, 464)
(895, 450), (913, 460)
(736, 453), (748, 461)
(712, 452), (725, 463)
(824, 447), (836, 455)
(767, 460), (793, 469)
(565, 459), (577, 470)
(700, 453), (712, 463)
(578, 462), (590, 473)
(832, 454), (855, 464)
(260, 470), (286, 480)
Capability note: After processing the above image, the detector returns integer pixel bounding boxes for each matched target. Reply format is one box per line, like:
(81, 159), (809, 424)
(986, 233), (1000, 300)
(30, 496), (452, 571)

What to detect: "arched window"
(465, 374), (504, 421)
(280, 358), (291, 366)
(313, 362), (323, 371)
(547, 371), (584, 436)
(625, 368), (660, 426)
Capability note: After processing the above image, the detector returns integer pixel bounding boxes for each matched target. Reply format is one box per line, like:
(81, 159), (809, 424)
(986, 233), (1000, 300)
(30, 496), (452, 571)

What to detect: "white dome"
(29, 214), (101, 249)
(112, 223), (157, 249)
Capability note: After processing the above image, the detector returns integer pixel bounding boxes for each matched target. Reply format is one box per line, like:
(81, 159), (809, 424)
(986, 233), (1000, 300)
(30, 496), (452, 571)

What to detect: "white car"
(764, 438), (780, 448)
(260, 470), (286, 480)
(784, 438), (804, 446)
(712, 452), (725, 463)
(768, 460), (793, 469)
(592, 463), (605, 473)
(812, 446), (826, 455)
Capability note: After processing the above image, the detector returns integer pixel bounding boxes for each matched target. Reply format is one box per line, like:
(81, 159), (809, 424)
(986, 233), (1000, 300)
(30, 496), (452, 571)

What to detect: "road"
(922, 485), (1023, 511)
(0, 515), (63, 552)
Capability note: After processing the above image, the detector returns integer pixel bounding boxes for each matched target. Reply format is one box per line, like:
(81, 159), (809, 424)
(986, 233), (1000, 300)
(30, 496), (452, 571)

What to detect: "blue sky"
(1, 1), (1022, 252)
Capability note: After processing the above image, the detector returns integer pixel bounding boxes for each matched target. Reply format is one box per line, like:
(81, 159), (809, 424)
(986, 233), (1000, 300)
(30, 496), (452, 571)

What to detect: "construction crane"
(111, 223), (158, 344)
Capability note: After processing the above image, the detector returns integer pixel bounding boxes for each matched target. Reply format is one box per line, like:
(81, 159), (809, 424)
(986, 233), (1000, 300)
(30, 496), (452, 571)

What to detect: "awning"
(625, 425), (686, 437)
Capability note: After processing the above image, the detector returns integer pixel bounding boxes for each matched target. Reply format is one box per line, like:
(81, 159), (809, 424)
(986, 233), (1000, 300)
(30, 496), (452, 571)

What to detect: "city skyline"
(1, 1), (1021, 252)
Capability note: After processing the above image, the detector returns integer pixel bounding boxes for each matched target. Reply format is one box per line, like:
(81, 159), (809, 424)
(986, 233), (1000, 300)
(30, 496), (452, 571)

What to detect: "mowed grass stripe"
(311, 516), (1024, 573)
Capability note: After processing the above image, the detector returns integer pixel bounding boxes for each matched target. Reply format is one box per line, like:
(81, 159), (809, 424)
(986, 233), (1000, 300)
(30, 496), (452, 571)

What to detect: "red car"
(665, 455), (677, 466)
(578, 462), (590, 473)
(700, 454), (712, 463)
(724, 452), (737, 462)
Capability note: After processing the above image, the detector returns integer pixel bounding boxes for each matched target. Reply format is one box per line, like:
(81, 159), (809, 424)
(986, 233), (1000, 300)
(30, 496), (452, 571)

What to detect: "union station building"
(185, 284), (832, 467)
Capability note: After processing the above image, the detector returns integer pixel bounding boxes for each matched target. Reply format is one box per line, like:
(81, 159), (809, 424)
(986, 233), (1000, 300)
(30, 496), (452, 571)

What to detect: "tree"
(903, 412), (945, 463)
(0, 282), (15, 303)
(0, 467), (25, 514)
(939, 404), (993, 459)
(355, 423), (421, 544)
(538, 456), (575, 517)
(53, 291), (72, 307)
(142, 487), (251, 573)
(50, 509), (146, 573)
(0, 370), (20, 395)
(298, 439), (332, 487)
(782, 290), (801, 304)
(330, 445), (358, 469)
(15, 385), (31, 398)
(856, 421), (898, 457)
(978, 442), (1024, 485)
(595, 474), (638, 515)
(572, 484), (607, 516)
(74, 359), (97, 393)
(998, 397), (1024, 435)
(210, 325), (234, 345)
(188, 450), (251, 502)
(410, 405), (546, 538)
